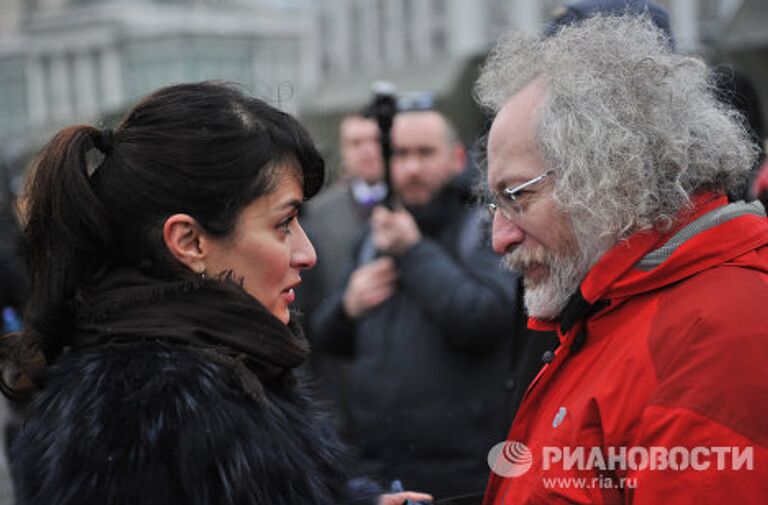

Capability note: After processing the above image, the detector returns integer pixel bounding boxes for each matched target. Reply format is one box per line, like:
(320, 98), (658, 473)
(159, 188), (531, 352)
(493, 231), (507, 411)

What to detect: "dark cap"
(543, 0), (674, 49)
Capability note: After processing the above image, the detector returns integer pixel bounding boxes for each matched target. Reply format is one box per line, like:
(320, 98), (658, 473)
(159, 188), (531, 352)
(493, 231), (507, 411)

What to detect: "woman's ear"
(163, 214), (207, 274)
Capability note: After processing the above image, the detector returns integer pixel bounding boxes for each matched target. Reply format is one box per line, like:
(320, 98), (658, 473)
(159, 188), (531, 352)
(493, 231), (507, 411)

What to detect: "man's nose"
(491, 212), (525, 255)
(397, 153), (422, 175)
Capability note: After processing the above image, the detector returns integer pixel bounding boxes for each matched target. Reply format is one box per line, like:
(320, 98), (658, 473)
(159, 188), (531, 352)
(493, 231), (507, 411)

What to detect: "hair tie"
(94, 128), (115, 154)
(85, 128), (115, 178)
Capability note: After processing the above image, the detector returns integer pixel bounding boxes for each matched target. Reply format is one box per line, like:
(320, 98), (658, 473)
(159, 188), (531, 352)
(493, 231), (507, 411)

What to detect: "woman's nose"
(291, 223), (317, 269)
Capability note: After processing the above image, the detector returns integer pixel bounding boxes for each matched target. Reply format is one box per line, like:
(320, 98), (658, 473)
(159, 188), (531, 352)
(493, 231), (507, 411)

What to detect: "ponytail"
(22, 126), (114, 363)
(1, 82), (327, 399)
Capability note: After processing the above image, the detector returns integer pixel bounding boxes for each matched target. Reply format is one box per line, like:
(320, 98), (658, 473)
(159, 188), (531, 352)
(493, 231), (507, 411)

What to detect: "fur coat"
(9, 269), (366, 505)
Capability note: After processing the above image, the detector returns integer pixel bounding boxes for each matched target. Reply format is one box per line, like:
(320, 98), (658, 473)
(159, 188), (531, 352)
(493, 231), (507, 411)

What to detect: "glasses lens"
(500, 196), (520, 218)
(488, 197), (515, 221)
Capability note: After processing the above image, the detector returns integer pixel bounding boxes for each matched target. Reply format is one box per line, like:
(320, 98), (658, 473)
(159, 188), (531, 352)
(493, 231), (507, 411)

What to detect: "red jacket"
(485, 194), (768, 504)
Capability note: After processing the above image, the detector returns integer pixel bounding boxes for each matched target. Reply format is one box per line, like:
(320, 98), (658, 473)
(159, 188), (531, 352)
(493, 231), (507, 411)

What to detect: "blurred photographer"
(312, 106), (520, 499)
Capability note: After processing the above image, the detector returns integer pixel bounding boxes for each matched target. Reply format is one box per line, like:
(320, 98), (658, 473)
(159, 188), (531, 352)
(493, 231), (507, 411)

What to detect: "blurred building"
(302, 0), (767, 159)
(0, 0), (765, 180)
(0, 0), (314, 175)
(713, 0), (768, 126)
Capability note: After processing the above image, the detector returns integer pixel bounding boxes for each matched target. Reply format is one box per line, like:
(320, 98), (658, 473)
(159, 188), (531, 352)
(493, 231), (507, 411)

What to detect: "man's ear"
(451, 144), (467, 175)
(163, 214), (207, 274)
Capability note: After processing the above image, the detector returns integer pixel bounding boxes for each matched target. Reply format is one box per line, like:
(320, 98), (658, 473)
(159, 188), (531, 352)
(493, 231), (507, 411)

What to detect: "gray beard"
(521, 252), (591, 319)
(503, 233), (610, 320)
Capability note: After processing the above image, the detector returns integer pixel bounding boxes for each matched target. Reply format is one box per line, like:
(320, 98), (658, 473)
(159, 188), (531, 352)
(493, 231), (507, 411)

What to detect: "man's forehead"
(489, 81), (546, 147)
(340, 116), (378, 136)
(393, 111), (447, 138)
(487, 81), (547, 188)
(487, 151), (542, 188)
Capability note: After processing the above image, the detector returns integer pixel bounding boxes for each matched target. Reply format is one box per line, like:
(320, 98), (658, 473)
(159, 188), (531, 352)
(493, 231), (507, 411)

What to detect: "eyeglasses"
(487, 170), (555, 220)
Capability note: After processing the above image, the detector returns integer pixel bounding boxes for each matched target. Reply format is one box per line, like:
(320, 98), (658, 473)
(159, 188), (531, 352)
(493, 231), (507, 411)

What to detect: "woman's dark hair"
(17, 81), (324, 367)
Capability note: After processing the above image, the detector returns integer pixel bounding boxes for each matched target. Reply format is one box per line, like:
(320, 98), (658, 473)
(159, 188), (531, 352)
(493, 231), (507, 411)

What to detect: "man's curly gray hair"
(475, 15), (759, 240)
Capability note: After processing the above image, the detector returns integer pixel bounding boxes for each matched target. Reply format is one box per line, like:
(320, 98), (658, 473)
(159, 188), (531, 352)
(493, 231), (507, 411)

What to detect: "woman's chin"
(276, 305), (291, 325)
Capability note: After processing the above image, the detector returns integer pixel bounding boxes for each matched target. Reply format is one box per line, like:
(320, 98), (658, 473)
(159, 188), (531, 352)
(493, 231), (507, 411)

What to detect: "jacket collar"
(530, 193), (768, 336)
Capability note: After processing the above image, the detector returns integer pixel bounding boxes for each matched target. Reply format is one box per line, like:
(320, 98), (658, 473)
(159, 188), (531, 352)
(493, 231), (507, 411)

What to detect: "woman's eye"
(277, 215), (296, 234)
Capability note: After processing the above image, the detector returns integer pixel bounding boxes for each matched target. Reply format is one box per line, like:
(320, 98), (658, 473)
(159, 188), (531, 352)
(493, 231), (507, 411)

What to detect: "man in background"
(299, 113), (386, 318)
(312, 108), (521, 498)
(297, 112), (386, 434)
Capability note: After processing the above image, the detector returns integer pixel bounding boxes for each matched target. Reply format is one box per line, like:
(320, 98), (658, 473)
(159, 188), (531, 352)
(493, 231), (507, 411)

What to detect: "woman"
(1, 82), (430, 505)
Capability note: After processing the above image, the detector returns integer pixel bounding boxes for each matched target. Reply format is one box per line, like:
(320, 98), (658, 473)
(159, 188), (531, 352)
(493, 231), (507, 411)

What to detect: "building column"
(251, 38), (266, 93)
(385, 0), (405, 67)
(671, 0), (700, 52)
(49, 53), (73, 121)
(99, 45), (123, 111)
(412, 0), (433, 63)
(25, 54), (47, 125)
(512, 0), (541, 32)
(361, 0), (378, 71)
(330, 0), (350, 75)
(74, 50), (98, 117)
(450, 0), (485, 56)
(300, 2), (321, 91)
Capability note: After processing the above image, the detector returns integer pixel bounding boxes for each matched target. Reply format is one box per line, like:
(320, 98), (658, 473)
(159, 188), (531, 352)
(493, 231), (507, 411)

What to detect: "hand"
(342, 257), (398, 319)
(371, 206), (422, 256)
(378, 491), (433, 505)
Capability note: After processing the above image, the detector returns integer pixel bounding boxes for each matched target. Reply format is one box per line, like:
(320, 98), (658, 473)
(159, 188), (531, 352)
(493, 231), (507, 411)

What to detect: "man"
(312, 109), (522, 498)
(299, 113), (386, 318)
(295, 113), (386, 436)
(477, 15), (768, 503)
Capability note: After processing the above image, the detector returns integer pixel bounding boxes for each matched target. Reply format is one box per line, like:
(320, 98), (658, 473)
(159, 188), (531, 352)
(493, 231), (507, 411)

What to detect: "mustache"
(502, 246), (556, 272)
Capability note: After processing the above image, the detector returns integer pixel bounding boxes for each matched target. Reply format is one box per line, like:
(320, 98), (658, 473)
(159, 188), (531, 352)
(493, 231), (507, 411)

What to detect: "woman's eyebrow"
(275, 199), (303, 211)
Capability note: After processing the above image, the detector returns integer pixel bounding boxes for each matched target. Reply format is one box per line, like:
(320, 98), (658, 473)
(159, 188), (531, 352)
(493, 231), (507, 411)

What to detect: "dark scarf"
(408, 179), (468, 248)
(70, 267), (310, 399)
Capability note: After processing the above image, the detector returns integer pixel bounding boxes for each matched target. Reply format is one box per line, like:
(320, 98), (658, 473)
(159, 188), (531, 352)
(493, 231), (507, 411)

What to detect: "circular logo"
(487, 441), (533, 477)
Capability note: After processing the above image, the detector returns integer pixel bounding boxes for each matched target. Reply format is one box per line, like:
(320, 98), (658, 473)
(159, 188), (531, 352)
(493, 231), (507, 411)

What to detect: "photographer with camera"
(311, 104), (521, 499)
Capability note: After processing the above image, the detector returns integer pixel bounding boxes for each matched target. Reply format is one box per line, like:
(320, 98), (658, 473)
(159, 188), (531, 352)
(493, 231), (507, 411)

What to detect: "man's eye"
(417, 147), (435, 158)
(510, 189), (532, 201)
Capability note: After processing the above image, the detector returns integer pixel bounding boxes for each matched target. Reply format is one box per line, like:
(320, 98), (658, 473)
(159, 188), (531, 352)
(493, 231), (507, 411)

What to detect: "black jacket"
(311, 182), (522, 498)
(10, 341), (354, 505)
(0, 216), (26, 314)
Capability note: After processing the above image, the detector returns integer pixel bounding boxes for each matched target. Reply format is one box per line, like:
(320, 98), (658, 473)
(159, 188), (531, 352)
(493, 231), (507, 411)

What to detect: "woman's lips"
(281, 287), (296, 304)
